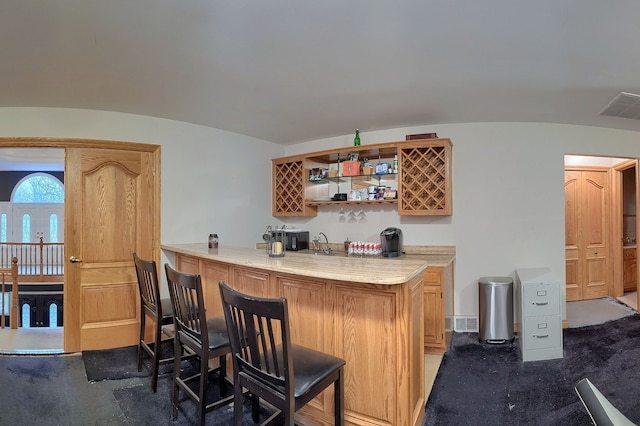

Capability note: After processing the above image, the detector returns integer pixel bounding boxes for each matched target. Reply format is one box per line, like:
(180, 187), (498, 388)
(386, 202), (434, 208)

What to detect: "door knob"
(69, 256), (83, 263)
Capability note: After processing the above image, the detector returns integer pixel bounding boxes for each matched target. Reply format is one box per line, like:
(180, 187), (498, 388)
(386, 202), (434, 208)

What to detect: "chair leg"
(233, 377), (244, 426)
(335, 368), (344, 426)
(151, 320), (161, 393)
(251, 393), (260, 423)
(137, 310), (145, 372)
(218, 355), (227, 394)
(171, 336), (181, 421)
(198, 353), (208, 426)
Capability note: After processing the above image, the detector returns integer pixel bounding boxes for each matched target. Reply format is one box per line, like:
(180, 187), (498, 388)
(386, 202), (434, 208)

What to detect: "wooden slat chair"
(133, 253), (175, 393)
(219, 280), (346, 426)
(165, 264), (232, 426)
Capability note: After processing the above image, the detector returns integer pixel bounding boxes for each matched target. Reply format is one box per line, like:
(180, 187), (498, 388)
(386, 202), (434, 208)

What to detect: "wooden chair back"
(219, 281), (293, 406)
(133, 252), (162, 318)
(164, 264), (209, 353)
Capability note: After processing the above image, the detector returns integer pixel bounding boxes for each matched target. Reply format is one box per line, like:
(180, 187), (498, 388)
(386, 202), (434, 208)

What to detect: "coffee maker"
(380, 227), (403, 257)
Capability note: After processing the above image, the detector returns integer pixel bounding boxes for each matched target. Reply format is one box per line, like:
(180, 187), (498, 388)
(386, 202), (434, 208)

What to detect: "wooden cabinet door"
(565, 169), (609, 301)
(623, 248), (637, 292)
(423, 267), (444, 351)
(423, 285), (443, 348)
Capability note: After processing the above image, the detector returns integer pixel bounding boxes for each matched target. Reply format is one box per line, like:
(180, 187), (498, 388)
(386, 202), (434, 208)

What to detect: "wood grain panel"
(277, 275), (329, 416)
(233, 268), (271, 298)
(201, 260), (229, 317)
(83, 165), (138, 262)
(82, 284), (137, 323)
(410, 276), (425, 426)
(334, 284), (395, 424)
(176, 254), (198, 274)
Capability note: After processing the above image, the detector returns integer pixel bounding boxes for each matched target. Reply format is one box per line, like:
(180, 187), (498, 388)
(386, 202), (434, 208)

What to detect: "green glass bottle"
(354, 129), (361, 146)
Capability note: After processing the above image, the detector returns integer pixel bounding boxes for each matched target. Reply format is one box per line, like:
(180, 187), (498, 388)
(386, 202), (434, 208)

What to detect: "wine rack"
(272, 139), (452, 217)
(272, 158), (317, 216)
(399, 141), (452, 215)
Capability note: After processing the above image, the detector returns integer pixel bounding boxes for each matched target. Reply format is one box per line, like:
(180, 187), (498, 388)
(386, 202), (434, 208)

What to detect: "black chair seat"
(159, 298), (174, 323)
(205, 317), (231, 350)
(287, 345), (346, 401)
(165, 264), (233, 426)
(220, 280), (345, 425)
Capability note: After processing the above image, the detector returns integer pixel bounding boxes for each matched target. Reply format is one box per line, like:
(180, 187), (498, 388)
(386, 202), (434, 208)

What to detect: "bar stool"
(219, 280), (346, 425)
(133, 253), (175, 393)
(165, 264), (233, 426)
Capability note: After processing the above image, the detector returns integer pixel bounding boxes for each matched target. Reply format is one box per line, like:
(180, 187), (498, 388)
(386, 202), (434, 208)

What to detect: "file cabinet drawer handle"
(533, 301), (549, 306)
(533, 334), (549, 338)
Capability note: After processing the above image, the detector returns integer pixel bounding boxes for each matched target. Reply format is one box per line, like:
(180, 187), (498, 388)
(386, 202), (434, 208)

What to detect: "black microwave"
(281, 230), (309, 251)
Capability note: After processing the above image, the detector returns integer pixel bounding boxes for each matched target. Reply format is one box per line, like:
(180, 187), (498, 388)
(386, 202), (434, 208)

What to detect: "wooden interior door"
(565, 169), (610, 301)
(64, 147), (159, 352)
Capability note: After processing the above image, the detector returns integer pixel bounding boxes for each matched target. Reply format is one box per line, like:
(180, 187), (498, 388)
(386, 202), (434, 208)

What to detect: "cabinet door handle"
(533, 301), (549, 306)
(533, 334), (549, 338)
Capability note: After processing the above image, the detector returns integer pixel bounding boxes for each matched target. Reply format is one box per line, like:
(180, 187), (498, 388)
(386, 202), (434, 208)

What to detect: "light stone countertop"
(162, 243), (454, 285)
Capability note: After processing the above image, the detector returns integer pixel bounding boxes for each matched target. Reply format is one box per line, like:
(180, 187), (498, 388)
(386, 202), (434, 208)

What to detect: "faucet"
(313, 232), (332, 255)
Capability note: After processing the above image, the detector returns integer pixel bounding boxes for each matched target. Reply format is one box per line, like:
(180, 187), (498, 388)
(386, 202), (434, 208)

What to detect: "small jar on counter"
(208, 233), (219, 249)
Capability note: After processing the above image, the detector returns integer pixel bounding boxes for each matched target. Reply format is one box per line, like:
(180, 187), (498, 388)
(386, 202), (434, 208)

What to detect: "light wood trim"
(0, 137), (160, 152)
(611, 167), (624, 297)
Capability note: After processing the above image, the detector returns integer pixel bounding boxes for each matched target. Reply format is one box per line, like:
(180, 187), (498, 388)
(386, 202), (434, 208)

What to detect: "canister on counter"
(208, 233), (219, 249)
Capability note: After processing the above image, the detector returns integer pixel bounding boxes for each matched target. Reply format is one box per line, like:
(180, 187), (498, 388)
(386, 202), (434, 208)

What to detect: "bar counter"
(162, 242), (431, 284)
(162, 242), (431, 426)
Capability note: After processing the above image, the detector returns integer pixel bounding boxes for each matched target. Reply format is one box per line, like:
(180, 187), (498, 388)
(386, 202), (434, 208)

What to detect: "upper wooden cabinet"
(272, 155), (317, 217)
(272, 138), (453, 217)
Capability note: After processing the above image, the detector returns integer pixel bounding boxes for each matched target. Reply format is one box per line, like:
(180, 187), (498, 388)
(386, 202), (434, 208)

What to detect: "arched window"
(0, 213), (6, 242)
(49, 303), (58, 327)
(22, 304), (31, 328)
(49, 214), (58, 243)
(13, 173), (64, 203)
(22, 214), (30, 243)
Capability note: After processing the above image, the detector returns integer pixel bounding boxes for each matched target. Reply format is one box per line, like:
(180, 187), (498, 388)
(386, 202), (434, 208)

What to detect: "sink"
(298, 249), (340, 256)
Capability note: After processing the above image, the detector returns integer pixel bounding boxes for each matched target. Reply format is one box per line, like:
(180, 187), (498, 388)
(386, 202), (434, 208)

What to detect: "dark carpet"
(83, 342), (174, 382)
(0, 354), (126, 425)
(83, 344), (282, 425)
(424, 314), (640, 426)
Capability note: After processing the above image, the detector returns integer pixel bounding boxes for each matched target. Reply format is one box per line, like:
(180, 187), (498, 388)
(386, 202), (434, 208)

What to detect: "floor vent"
(454, 316), (478, 332)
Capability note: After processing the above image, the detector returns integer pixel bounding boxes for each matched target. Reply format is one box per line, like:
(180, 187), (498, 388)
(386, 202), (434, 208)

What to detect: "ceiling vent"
(599, 92), (640, 120)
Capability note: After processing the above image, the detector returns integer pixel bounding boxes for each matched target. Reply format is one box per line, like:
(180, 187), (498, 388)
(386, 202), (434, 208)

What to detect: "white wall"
(0, 107), (286, 268)
(285, 122), (640, 320)
(3, 108), (640, 321)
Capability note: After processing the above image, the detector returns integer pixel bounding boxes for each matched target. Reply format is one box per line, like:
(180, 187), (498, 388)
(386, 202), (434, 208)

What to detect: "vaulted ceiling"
(3, 1), (640, 146)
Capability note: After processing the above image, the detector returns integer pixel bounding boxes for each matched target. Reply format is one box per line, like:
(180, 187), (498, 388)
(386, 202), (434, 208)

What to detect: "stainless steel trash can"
(478, 276), (514, 343)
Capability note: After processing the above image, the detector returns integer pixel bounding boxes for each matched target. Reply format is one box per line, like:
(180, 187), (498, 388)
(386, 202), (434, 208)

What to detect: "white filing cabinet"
(515, 268), (563, 362)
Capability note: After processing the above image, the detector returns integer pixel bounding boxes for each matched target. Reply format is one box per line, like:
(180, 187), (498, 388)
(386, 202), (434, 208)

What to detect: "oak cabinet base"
(423, 262), (454, 354)
(175, 253), (425, 426)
